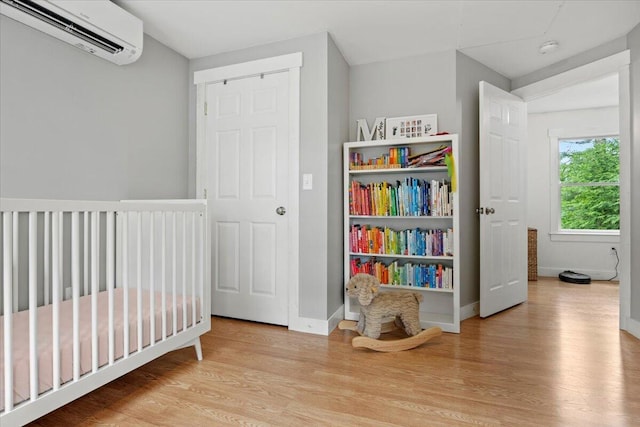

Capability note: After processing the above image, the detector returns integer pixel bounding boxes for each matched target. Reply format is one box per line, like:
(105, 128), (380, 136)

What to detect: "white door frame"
(512, 50), (635, 337)
(194, 52), (302, 330)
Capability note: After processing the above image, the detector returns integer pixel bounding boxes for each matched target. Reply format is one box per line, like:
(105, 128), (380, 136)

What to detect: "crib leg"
(194, 337), (203, 361)
(175, 337), (203, 360)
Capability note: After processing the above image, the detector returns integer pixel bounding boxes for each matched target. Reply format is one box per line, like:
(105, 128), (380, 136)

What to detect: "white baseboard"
(327, 305), (344, 334)
(288, 305), (344, 336)
(538, 267), (618, 281)
(461, 301), (479, 321)
(624, 316), (640, 340)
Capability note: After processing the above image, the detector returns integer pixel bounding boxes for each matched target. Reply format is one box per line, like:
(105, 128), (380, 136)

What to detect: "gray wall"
(629, 24), (640, 322)
(0, 16), (189, 200)
(327, 36), (350, 317)
(455, 52), (511, 307)
(349, 50), (457, 140)
(188, 33), (333, 320)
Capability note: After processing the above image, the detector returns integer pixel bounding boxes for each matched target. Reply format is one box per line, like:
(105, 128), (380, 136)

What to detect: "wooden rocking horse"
(340, 273), (442, 352)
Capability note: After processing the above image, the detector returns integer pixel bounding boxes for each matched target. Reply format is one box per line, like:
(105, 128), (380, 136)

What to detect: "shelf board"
(349, 166), (448, 174)
(349, 252), (453, 261)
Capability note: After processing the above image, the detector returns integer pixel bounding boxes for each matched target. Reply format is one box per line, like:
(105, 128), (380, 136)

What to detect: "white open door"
(479, 81), (528, 318)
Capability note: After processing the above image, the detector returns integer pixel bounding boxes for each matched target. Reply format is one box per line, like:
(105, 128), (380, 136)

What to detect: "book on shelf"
(349, 144), (453, 170)
(349, 146), (411, 170)
(349, 178), (452, 217)
(349, 257), (453, 289)
(349, 224), (454, 257)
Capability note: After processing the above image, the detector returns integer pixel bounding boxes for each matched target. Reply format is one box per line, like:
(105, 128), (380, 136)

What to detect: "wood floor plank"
(27, 278), (640, 426)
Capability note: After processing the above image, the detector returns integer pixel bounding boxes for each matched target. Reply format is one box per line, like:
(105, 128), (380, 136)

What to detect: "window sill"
(549, 231), (620, 243)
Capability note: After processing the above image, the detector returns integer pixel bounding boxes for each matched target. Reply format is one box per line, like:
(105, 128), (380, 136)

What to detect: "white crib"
(0, 198), (210, 426)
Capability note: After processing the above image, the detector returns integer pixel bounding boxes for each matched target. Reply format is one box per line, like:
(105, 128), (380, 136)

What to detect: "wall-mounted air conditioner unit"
(0, 0), (143, 65)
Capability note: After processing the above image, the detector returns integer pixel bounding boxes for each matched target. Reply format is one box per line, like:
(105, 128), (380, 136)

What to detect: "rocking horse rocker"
(339, 273), (442, 352)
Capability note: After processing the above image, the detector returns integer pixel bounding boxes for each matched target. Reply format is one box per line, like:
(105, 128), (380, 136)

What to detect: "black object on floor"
(559, 270), (591, 284)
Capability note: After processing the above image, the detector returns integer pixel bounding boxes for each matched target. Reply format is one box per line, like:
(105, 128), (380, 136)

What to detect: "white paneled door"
(479, 81), (528, 318)
(207, 72), (290, 325)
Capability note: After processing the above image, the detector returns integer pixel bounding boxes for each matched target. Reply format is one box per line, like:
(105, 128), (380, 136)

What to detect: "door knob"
(485, 207), (495, 214)
(276, 206), (286, 215)
(475, 207), (484, 215)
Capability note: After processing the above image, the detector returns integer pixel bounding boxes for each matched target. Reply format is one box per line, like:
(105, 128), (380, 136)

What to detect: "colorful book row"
(349, 145), (452, 170)
(350, 258), (453, 289)
(350, 225), (453, 257)
(349, 178), (452, 217)
(349, 146), (411, 169)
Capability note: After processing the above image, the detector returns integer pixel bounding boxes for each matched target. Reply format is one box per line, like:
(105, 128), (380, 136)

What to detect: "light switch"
(302, 173), (313, 190)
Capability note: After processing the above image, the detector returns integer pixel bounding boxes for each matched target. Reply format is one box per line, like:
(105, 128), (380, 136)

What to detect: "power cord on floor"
(608, 248), (619, 281)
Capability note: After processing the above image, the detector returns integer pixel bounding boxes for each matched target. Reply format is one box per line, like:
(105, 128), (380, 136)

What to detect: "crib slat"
(149, 212), (155, 346)
(137, 212), (143, 353)
(4, 212), (14, 411)
(161, 212), (167, 341)
(52, 212), (61, 390)
(172, 212), (177, 336)
(29, 212), (39, 401)
(72, 212), (80, 381)
(44, 211), (50, 305)
(199, 212), (205, 324)
(191, 212), (196, 327)
(91, 212), (99, 372)
(97, 211), (101, 291)
(12, 212), (18, 313)
(107, 212), (115, 365)
(123, 212), (129, 358)
(58, 212), (63, 297)
(182, 212), (187, 332)
(84, 211), (89, 297)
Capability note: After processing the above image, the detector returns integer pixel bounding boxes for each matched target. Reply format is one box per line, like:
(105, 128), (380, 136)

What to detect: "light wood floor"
(31, 278), (640, 426)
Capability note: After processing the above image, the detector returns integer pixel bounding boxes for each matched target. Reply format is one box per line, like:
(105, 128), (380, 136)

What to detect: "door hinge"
(204, 102), (208, 116)
(204, 189), (208, 198)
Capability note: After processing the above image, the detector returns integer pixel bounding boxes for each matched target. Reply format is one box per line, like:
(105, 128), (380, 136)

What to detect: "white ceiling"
(116, 0), (639, 112)
(527, 73), (619, 114)
(117, 0), (640, 79)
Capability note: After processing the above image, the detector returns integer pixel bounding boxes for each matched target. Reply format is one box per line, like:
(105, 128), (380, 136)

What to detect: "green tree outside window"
(559, 137), (619, 230)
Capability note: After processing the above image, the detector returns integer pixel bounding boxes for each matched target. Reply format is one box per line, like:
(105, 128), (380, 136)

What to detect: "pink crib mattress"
(0, 288), (200, 411)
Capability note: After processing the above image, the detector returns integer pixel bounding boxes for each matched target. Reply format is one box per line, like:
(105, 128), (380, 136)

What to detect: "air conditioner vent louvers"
(1, 0), (124, 54)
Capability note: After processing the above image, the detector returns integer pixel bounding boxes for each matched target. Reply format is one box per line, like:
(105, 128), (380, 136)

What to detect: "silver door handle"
(276, 206), (286, 215)
(476, 207), (484, 215)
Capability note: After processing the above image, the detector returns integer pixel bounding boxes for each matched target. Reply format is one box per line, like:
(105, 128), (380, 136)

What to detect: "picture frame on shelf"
(385, 114), (437, 139)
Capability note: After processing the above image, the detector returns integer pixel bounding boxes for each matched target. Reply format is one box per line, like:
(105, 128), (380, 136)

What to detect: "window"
(548, 129), (620, 241)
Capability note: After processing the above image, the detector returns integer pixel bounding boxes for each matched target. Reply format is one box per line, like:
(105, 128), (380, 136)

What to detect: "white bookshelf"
(343, 134), (460, 333)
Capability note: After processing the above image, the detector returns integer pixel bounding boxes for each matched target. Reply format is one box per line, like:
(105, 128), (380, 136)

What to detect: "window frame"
(548, 127), (620, 243)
